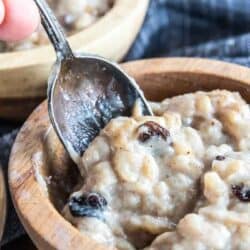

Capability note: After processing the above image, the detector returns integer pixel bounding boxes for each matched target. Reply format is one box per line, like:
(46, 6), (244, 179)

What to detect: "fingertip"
(0, 1), (5, 25)
(0, 0), (40, 41)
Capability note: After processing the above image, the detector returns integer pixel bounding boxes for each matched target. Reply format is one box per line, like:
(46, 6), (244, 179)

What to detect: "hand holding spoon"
(33, 0), (152, 164)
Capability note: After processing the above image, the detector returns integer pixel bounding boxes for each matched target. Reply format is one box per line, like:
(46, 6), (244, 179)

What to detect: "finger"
(0, 0), (40, 41)
(0, 1), (5, 25)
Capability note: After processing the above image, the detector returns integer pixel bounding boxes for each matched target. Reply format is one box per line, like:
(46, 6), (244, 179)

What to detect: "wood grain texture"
(0, 0), (149, 101)
(8, 58), (250, 250)
(0, 166), (6, 241)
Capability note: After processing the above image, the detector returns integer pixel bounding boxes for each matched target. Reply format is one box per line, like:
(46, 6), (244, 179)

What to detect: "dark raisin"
(138, 121), (170, 142)
(87, 193), (107, 209)
(231, 184), (250, 202)
(215, 155), (225, 161)
(59, 14), (75, 32)
(69, 192), (107, 219)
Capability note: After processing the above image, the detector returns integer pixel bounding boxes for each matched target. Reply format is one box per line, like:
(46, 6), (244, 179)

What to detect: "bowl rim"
(9, 58), (250, 249)
(0, 0), (149, 70)
(0, 166), (6, 241)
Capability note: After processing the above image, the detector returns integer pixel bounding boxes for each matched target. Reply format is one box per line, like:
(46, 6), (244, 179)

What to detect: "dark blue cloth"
(2, 0), (250, 245)
(126, 0), (250, 66)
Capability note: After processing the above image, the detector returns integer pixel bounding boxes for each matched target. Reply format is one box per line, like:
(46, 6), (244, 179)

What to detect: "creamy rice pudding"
(45, 90), (250, 250)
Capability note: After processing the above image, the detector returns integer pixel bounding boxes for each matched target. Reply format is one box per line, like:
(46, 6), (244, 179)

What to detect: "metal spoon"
(34, 0), (152, 164)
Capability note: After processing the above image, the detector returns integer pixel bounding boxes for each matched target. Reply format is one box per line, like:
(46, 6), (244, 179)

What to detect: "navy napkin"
(1, 0), (250, 245)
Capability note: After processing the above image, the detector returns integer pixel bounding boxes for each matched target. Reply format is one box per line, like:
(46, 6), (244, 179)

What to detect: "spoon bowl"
(49, 55), (151, 162)
(34, 0), (152, 162)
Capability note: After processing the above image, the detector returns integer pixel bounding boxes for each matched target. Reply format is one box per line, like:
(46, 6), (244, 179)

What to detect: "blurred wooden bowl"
(9, 58), (250, 249)
(0, 167), (6, 241)
(0, 0), (149, 121)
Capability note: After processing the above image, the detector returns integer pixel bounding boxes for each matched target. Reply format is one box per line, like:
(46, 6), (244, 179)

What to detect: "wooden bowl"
(0, 166), (6, 241)
(0, 0), (149, 121)
(9, 58), (250, 250)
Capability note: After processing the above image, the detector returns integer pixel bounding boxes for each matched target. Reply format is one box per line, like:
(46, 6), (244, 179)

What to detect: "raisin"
(88, 193), (107, 209)
(215, 155), (225, 161)
(231, 184), (250, 202)
(138, 121), (170, 142)
(59, 14), (75, 32)
(69, 192), (107, 219)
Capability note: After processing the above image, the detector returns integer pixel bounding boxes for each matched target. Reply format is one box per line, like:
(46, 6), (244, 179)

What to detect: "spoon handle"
(33, 0), (73, 59)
